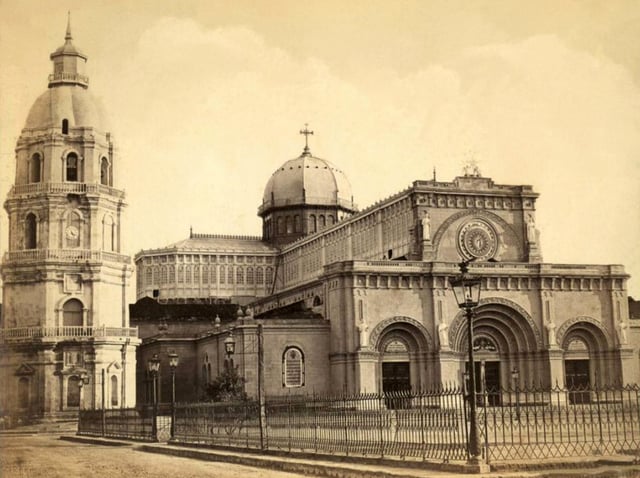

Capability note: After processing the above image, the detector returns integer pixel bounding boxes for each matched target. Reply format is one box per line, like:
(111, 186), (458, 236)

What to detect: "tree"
(202, 364), (247, 402)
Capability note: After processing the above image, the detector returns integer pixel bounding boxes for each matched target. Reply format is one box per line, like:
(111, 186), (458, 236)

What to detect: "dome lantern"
(48, 12), (89, 88)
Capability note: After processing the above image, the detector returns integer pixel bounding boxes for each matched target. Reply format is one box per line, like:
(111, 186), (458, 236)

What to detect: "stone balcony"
(0, 325), (138, 344)
(2, 249), (131, 265)
(8, 182), (125, 199)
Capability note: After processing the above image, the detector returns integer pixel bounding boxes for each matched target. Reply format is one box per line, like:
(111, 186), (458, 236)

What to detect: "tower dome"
(23, 14), (109, 133)
(259, 126), (357, 246)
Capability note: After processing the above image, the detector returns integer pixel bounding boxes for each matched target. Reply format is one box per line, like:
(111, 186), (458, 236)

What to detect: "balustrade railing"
(0, 325), (138, 343)
(9, 182), (124, 199)
(3, 249), (130, 264)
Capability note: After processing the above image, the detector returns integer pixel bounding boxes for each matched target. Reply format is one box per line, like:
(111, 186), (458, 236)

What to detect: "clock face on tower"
(65, 225), (79, 240)
(458, 220), (498, 261)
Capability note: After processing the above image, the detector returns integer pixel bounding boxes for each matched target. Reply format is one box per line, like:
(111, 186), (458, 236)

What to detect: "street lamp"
(450, 260), (482, 464)
(511, 367), (520, 421)
(224, 330), (236, 368)
(168, 351), (179, 440)
(77, 374), (89, 410)
(147, 353), (161, 440)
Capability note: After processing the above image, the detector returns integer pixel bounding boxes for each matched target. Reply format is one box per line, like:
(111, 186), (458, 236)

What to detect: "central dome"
(262, 153), (355, 210)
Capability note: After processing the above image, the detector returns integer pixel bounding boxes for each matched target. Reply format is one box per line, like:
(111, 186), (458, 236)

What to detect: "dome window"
(62, 119), (69, 134)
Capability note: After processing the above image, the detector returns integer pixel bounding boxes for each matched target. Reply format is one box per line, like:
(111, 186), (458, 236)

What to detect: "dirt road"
(0, 434), (316, 478)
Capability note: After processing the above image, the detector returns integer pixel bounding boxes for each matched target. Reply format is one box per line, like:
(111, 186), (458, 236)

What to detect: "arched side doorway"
(558, 318), (613, 402)
(449, 299), (542, 398)
(369, 317), (433, 399)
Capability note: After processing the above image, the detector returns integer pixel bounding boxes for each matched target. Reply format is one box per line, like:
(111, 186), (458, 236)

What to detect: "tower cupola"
(49, 13), (89, 88)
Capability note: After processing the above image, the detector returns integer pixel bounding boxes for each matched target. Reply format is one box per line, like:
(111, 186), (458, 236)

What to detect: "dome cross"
(299, 124), (314, 155)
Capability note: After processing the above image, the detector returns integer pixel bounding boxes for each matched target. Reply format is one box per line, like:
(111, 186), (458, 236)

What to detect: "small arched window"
(282, 347), (305, 388)
(309, 215), (317, 233)
(246, 267), (254, 284)
(219, 266), (225, 284)
(293, 215), (300, 233)
(319, 215), (326, 228)
(100, 157), (111, 186)
(236, 267), (244, 285)
(185, 265), (192, 284)
(328, 215), (335, 225)
(66, 153), (79, 181)
(227, 267), (234, 284)
(29, 153), (42, 183)
(62, 118), (69, 135)
(256, 267), (264, 284)
(111, 376), (118, 406)
(285, 216), (292, 234)
(276, 217), (284, 235)
(266, 267), (273, 284)
(62, 298), (83, 327)
(25, 213), (37, 249)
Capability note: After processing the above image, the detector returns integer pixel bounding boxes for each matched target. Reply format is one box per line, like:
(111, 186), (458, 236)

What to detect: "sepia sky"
(1, 0), (639, 295)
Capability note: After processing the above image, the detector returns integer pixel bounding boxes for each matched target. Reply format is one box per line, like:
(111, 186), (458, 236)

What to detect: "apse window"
(282, 347), (305, 388)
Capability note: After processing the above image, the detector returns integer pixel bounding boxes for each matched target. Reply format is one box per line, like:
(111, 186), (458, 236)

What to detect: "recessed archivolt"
(448, 297), (542, 353)
(557, 316), (612, 350)
(369, 316), (434, 351)
(432, 209), (523, 258)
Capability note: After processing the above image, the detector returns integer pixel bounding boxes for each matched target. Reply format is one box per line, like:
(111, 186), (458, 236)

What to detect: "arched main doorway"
(449, 299), (542, 396)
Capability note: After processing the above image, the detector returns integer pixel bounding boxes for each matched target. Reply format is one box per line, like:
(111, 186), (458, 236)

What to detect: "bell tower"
(0, 17), (139, 419)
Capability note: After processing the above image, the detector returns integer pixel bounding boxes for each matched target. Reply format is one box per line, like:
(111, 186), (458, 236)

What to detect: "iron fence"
(78, 407), (156, 441)
(480, 384), (640, 462)
(79, 384), (640, 464)
(174, 386), (469, 462)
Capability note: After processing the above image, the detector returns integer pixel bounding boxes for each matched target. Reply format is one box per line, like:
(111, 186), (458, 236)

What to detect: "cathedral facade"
(0, 21), (139, 419)
(136, 136), (637, 403)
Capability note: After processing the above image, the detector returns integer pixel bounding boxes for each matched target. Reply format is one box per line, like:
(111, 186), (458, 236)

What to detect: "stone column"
(618, 348), (636, 386)
(355, 349), (378, 394)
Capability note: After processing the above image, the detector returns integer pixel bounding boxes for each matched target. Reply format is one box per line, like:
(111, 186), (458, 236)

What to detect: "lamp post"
(511, 367), (520, 421)
(168, 351), (179, 440)
(450, 260), (482, 464)
(147, 353), (161, 441)
(224, 330), (236, 369)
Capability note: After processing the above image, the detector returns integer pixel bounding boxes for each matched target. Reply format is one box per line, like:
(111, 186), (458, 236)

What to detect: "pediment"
(15, 363), (35, 376)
